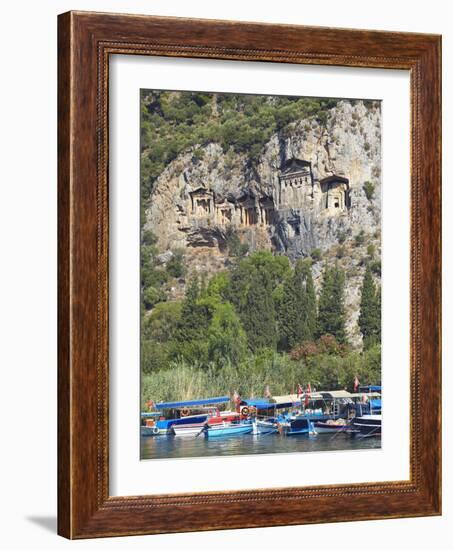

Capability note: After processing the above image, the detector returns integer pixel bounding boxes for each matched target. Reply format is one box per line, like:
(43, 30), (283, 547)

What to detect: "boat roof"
(359, 385), (382, 392)
(154, 395), (230, 410)
(350, 392), (381, 398)
(140, 412), (161, 417)
(270, 394), (302, 405)
(320, 390), (352, 398)
(241, 398), (273, 409)
(307, 392), (324, 400)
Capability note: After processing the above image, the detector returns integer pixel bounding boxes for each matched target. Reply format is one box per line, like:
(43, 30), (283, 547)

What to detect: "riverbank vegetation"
(141, 238), (381, 405)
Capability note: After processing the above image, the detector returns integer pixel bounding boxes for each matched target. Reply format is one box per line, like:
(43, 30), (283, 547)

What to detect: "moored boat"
(150, 395), (231, 434)
(313, 419), (354, 434)
(172, 423), (206, 437)
(205, 422), (253, 438)
(350, 414), (381, 437)
(140, 412), (162, 436)
(207, 411), (241, 425)
(280, 416), (316, 435)
(252, 419), (279, 435)
(140, 424), (161, 436)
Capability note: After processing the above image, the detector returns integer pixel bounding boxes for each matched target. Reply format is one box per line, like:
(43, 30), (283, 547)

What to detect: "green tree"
(166, 250), (185, 278)
(317, 265), (347, 344)
(176, 275), (211, 342)
(358, 265), (381, 349)
(228, 251), (290, 317)
(143, 286), (167, 309)
(277, 273), (299, 350)
(142, 301), (182, 342)
(301, 260), (317, 342)
(207, 303), (247, 365)
(206, 271), (231, 302)
(242, 269), (277, 352)
(278, 259), (317, 350)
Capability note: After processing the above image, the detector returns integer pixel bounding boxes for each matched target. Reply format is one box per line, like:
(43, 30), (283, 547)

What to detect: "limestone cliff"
(144, 99), (381, 347)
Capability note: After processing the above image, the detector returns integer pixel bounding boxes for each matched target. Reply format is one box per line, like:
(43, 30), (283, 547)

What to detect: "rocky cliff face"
(144, 99), (381, 348)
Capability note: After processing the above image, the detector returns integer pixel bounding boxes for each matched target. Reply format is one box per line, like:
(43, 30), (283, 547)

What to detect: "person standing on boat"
(233, 390), (241, 413)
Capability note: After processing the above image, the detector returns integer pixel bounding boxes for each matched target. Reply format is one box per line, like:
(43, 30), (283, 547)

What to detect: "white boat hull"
(172, 425), (205, 437)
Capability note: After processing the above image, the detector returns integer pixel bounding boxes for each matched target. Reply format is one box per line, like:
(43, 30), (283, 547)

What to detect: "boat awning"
(270, 394), (302, 406)
(349, 392), (381, 398)
(359, 385), (382, 392)
(154, 396), (230, 410)
(320, 390), (352, 399)
(307, 392), (324, 400)
(241, 398), (273, 409)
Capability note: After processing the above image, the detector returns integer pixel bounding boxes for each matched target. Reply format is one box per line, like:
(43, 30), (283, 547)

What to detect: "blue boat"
(205, 422), (253, 438)
(149, 395), (231, 434)
(252, 419), (279, 435)
(279, 415), (316, 435)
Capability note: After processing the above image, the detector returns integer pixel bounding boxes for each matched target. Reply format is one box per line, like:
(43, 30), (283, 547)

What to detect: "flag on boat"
(353, 376), (360, 392)
(264, 385), (272, 398)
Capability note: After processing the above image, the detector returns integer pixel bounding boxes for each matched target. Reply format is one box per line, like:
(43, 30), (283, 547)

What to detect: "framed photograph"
(58, 11), (441, 538)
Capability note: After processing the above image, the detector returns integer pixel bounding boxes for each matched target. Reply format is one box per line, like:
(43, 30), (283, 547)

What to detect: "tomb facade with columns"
(184, 158), (351, 236)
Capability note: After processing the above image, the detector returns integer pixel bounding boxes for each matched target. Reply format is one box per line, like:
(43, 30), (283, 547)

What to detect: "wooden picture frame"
(58, 10), (441, 539)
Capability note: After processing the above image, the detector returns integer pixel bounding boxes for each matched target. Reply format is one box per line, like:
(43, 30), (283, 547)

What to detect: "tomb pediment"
(320, 175), (349, 188)
(280, 158), (312, 177)
(189, 187), (213, 197)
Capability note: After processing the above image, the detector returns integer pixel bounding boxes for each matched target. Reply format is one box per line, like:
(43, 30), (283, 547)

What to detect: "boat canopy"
(349, 392), (381, 398)
(241, 398), (273, 409)
(359, 385), (382, 392)
(306, 392), (324, 400)
(270, 394), (302, 406)
(320, 390), (352, 399)
(154, 395), (230, 410)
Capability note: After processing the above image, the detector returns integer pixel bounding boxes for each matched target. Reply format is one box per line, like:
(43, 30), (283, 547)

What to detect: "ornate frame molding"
(58, 11), (441, 538)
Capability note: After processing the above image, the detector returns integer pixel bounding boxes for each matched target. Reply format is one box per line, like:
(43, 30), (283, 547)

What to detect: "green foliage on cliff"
(140, 90), (339, 204)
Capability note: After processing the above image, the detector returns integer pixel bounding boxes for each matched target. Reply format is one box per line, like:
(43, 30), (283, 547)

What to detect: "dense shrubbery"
(141, 344), (381, 406)
(141, 246), (381, 401)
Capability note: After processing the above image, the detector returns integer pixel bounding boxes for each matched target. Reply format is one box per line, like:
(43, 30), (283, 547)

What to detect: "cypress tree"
(358, 264), (381, 349)
(317, 265), (347, 344)
(243, 269), (277, 352)
(277, 273), (299, 350)
(277, 259), (317, 350)
(302, 260), (317, 341)
(177, 274), (210, 342)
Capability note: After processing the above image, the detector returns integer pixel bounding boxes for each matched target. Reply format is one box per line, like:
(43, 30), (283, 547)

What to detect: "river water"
(141, 431), (380, 460)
